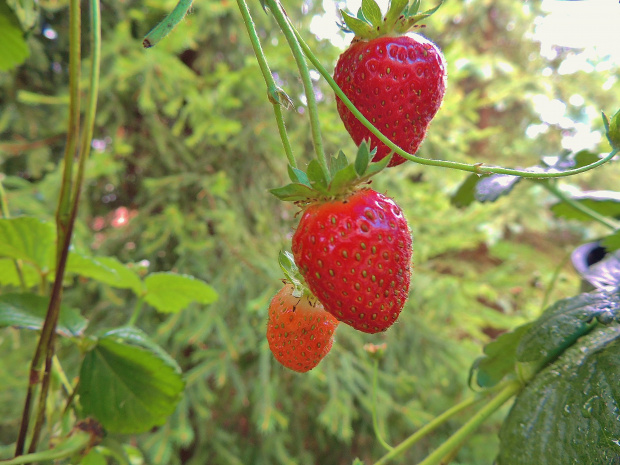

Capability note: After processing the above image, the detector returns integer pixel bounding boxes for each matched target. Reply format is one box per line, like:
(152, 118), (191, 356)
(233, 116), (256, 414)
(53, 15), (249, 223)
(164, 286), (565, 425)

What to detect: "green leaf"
(0, 292), (87, 337)
(497, 324), (620, 465)
(475, 174), (521, 203)
(0, 259), (41, 288)
(0, 217), (55, 272)
(329, 151), (349, 178)
(516, 291), (620, 381)
(328, 164), (359, 194)
(278, 250), (304, 297)
(306, 160), (329, 193)
(551, 191), (620, 222)
(0, 0), (30, 71)
(470, 322), (533, 389)
(78, 332), (185, 434)
(361, 0), (382, 27)
(144, 272), (218, 313)
(451, 174), (480, 208)
(354, 142), (371, 177)
(385, 0), (409, 25)
(287, 165), (310, 187)
(601, 231), (620, 253)
(269, 183), (316, 202)
(604, 109), (620, 149)
(66, 252), (144, 294)
(340, 10), (373, 36)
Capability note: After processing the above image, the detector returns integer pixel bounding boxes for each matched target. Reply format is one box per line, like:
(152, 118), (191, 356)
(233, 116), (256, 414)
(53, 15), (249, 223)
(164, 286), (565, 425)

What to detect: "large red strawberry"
(267, 283), (339, 372)
(334, 0), (447, 167)
(291, 188), (412, 333)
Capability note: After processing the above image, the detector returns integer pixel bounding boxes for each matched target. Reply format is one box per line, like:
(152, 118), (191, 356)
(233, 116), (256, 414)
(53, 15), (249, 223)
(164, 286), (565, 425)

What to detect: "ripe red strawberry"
(267, 284), (339, 372)
(292, 188), (412, 333)
(334, 1), (447, 166)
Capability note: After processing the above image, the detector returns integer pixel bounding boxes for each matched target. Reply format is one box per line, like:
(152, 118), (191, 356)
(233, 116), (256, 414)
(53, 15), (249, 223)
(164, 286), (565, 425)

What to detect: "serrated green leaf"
(601, 231), (620, 253)
(307, 160), (329, 193)
(354, 143), (371, 177)
(269, 183), (316, 202)
(475, 174), (521, 203)
(144, 272), (218, 313)
(551, 191), (620, 222)
(0, 217), (55, 272)
(78, 334), (185, 434)
(498, 324), (620, 465)
(361, 0), (382, 27)
(516, 291), (620, 380)
(451, 173), (480, 208)
(0, 292), (87, 337)
(329, 151), (349, 177)
(66, 252), (144, 294)
(605, 108), (620, 149)
(287, 165), (310, 186)
(340, 10), (373, 36)
(0, 0), (30, 71)
(470, 322), (533, 389)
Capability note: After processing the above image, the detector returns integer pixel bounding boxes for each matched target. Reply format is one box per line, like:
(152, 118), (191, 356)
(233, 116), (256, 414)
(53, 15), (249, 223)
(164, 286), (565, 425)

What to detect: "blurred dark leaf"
(551, 191), (620, 222)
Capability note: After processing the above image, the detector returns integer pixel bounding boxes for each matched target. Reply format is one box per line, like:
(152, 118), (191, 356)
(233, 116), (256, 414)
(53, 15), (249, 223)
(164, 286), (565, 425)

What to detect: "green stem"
(372, 359), (394, 451)
(127, 298), (145, 327)
(52, 355), (74, 397)
(0, 178), (26, 291)
(143, 0), (193, 48)
(235, 0), (296, 167)
(539, 181), (620, 231)
(373, 391), (488, 465)
(264, 0), (329, 180)
(2, 431), (91, 464)
(414, 381), (521, 465)
(540, 251), (571, 312)
(291, 27), (618, 179)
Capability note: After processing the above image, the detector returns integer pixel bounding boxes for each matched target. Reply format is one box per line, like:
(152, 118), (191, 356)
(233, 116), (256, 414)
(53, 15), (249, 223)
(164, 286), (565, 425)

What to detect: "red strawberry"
(334, 1), (447, 166)
(267, 284), (339, 372)
(292, 188), (412, 333)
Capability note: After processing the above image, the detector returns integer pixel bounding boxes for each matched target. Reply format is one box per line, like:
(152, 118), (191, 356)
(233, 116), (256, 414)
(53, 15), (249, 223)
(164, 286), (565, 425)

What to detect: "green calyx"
(270, 142), (392, 204)
(340, 0), (442, 40)
(602, 109), (620, 150)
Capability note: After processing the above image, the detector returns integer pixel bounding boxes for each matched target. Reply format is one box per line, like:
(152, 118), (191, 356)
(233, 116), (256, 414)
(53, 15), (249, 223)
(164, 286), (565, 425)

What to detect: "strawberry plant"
(1, 0), (619, 463)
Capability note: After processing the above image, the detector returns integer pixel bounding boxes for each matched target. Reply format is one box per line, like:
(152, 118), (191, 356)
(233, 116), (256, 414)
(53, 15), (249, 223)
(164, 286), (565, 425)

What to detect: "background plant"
(1, 0), (619, 463)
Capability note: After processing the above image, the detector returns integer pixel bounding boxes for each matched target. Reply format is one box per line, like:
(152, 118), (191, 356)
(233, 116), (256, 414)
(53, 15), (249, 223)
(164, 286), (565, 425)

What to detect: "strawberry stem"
(290, 26), (618, 179)
(264, 0), (331, 182)
(236, 0), (296, 168)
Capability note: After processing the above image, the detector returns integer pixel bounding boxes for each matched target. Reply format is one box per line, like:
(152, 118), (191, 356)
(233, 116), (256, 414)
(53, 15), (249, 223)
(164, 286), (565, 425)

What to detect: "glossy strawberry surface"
(292, 189), (413, 333)
(267, 284), (339, 372)
(334, 34), (447, 166)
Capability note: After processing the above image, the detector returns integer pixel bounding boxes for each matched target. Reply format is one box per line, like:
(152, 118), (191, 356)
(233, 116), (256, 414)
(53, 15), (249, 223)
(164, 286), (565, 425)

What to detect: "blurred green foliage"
(1, 0), (619, 463)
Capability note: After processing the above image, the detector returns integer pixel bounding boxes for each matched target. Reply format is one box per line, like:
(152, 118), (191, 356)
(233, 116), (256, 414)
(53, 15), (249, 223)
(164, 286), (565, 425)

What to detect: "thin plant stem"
(372, 391), (490, 465)
(414, 381), (521, 465)
(14, 0), (82, 454)
(372, 359), (394, 451)
(235, 0), (296, 167)
(290, 26), (618, 179)
(127, 298), (145, 327)
(539, 181), (620, 231)
(143, 0), (193, 48)
(0, 178), (26, 291)
(540, 251), (571, 312)
(264, 0), (330, 180)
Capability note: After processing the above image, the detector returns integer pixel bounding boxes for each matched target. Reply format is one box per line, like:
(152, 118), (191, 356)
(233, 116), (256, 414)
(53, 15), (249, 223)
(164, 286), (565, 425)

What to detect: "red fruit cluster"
(334, 34), (447, 166)
(266, 284), (339, 373)
(292, 188), (412, 333)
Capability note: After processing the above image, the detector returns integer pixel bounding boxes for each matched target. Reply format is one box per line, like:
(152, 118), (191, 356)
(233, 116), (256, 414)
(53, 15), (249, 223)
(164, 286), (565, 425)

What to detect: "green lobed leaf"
(516, 291), (620, 381)
(0, 292), (87, 337)
(78, 333), (185, 434)
(450, 173), (480, 208)
(66, 252), (144, 294)
(287, 164), (310, 187)
(340, 10), (373, 36)
(144, 272), (218, 313)
(497, 324), (620, 465)
(551, 191), (620, 222)
(0, 0), (30, 71)
(361, 0), (382, 27)
(601, 230), (620, 253)
(470, 322), (533, 389)
(0, 217), (55, 272)
(269, 183), (317, 202)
